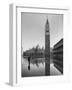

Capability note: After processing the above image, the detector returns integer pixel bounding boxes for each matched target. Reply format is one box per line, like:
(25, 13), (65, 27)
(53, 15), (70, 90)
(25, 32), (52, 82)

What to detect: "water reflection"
(28, 65), (30, 71)
(21, 57), (62, 77)
(27, 57), (45, 70)
(22, 57), (45, 77)
(30, 58), (45, 67)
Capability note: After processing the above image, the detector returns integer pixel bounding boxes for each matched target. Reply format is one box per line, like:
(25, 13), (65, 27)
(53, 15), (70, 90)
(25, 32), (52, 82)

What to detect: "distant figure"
(28, 65), (30, 71)
(28, 56), (30, 71)
(28, 56), (30, 65)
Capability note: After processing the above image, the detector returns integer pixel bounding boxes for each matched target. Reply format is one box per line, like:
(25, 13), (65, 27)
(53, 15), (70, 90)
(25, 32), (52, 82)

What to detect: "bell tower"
(45, 18), (50, 75)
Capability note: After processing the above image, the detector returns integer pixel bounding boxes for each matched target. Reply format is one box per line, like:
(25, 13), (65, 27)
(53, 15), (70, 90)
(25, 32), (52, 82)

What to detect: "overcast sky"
(21, 13), (63, 51)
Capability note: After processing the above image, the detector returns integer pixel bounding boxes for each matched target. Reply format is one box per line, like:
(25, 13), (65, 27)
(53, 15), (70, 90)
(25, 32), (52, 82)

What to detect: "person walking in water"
(28, 56), (30, 71)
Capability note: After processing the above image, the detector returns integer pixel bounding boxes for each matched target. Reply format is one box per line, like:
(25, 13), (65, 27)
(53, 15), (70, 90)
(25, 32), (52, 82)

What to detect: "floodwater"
(21, 57), (61, 77)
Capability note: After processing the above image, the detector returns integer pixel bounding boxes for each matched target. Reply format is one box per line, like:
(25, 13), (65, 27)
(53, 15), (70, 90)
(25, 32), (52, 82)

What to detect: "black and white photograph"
(21, 12), (63, 77)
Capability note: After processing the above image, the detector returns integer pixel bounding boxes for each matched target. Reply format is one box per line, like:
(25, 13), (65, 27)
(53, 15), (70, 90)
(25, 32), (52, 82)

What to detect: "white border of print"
(9, 4), (70, 86)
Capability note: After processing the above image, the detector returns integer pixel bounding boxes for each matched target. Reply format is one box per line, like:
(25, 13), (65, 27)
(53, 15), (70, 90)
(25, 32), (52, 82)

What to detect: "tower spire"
(46, 18), (49, 24)
(46, 16), (49, 24)
(45, 16), (49, 34)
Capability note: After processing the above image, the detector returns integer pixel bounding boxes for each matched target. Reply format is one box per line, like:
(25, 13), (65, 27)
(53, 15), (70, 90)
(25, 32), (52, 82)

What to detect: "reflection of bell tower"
(45, 18), (50, 75)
